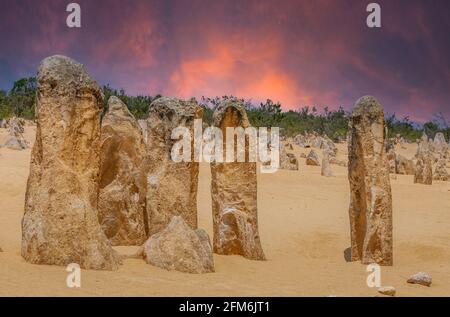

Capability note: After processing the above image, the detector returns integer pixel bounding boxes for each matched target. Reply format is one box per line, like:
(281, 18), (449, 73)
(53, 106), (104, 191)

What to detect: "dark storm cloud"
(0, 0), (448, 121)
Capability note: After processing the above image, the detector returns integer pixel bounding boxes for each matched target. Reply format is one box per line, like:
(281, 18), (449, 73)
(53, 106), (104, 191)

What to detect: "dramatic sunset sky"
(0, 0), (449, 121)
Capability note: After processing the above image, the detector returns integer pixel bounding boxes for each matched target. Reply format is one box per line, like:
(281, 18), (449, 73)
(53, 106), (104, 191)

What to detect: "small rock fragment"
(306, 150), (320, 166)
(378, 286), (396, 296)
(143, 216), (214, 274)
(407, 272), (432, 287)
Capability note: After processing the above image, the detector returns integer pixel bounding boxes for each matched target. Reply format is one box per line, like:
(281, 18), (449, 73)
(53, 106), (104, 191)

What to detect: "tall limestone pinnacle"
(98, 96), (148, 245)
(21, 55), (121, 270)
(347, 96), (393, 266)
(210, 99), (265, 261)
(145, 97), (203, 236)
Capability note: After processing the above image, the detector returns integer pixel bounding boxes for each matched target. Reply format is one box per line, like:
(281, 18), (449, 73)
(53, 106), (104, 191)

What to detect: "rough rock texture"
(3, 118), (28, 150)
(321, 152), (334, 177)
(143, 216), (214, 274)
(294, 134), (309, 148)
(308, 134), (337, 154)
(416, 133), (430, 158)
(414, 154), (433, 185)
(98, 96), (147, 246)
(280, 143), (299, 170)
(211, 99), (265, 261)
(311, 137), (320, 148)
(137, 119), (148, 144)
(306, 150), (320, 166)
(146, 97), (202, 236)
(329, 157), (348, 167)
(378, 286), (396, 296)
(433, 132), (447, 153)
(386, 149), (397, 174)
(433, 158), (449, 181)
(21, 55), (120, 270)
(347, 96), (393, 266)
(9, 117), (24, 133)
(285, 142), (294, 150)
(395, 154), (415, 175)
(320, 136), (338, 156)
(407, 272), (432, 287)
(4, 136), (28, 150)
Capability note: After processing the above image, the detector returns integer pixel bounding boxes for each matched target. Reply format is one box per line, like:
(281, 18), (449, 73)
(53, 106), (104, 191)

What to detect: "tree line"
(1, 77), (448, 142)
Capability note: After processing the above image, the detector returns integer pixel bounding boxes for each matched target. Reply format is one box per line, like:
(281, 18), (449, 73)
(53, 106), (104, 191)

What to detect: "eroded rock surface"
(407, 272), (432, 287)
(395, 154), (415, 175)
(378, 286), (396, 296)
(329, 157), (348, 167)
(146, 97), (202, 236)
(98, 96), (147, 245)
(21, 55), (120, 270)
(306, 150), (320, 166)
(280, 143), (299, 170)
(347, 96), (393, 266)
(433, 132), (447, 153)
(414, 154), (433, 185)
(386, 149), (396, 174)
(143, 216), (214, 274)
(321, 152), (334, 177)
(210, 99), (265, 260)
(434, 158), (449, 181)
(3, 117), (28, 150)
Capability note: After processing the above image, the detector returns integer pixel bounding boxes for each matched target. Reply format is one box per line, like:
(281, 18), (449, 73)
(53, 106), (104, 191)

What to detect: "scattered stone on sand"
(293, 134), (310, 148)
(311, 136), (322, 149)
(21, 55), (120, 270)
(8, 117), (25, 134)
(281, 152), (299, 170)
(146, 97), (203, 236)
(377, 286), (396, 296)
(98, 96), (147, 246)
(306, 149), (320, 166)
(211, 99), (265, 261)
(348, 96), (393, 266)
(329, 157), (348, 167)
(321, 152), (333, 177)
(142, 216), (214, 274)
(3, 136), (28, 150)
(407, 272), (432, 287)
(280, 143), (299, 170)
(3, 117), (28, 150)
(416, 133), (430, 158)
(433, 132), (447, 153)
(320, 136), (338, 157)
(414, 154), (433, 185)
(433, 158), (449, 181)
(395, 154), (415, 175)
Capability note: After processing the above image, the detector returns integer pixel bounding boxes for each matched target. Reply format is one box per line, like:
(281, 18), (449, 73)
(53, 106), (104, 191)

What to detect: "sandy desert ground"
(0, 126), (449, 297)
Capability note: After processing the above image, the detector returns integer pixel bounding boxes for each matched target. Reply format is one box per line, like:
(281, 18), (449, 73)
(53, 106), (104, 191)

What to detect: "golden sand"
(0, 127), (449, 296)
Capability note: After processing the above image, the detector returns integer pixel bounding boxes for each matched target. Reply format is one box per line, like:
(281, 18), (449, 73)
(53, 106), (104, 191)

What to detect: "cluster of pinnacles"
(20, 55), (396, 273)
(21, 55), (265, 273)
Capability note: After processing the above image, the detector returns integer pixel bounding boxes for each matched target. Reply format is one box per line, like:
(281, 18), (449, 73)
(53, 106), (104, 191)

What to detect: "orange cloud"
(168, 32), (312, 108)
(1, 0), (448, 121)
